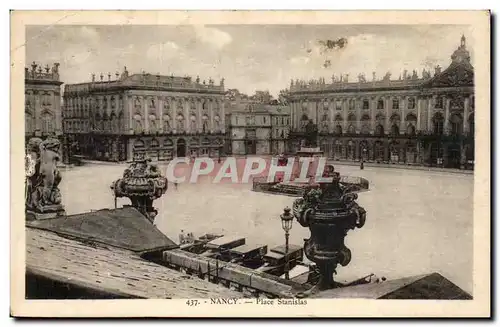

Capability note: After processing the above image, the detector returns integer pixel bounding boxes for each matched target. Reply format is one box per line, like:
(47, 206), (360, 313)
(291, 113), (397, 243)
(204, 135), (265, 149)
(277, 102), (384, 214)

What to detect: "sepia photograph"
(10, 10), (490, 318)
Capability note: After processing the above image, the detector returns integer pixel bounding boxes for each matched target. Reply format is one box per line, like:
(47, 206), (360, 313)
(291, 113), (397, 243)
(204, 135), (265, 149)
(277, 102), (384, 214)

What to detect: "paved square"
(58, 163), (473, 294)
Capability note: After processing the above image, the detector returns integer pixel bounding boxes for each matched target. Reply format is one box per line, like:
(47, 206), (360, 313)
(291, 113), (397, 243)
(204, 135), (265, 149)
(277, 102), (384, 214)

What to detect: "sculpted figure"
(304, 119), (318, 147)
(25, 137), (64, 215)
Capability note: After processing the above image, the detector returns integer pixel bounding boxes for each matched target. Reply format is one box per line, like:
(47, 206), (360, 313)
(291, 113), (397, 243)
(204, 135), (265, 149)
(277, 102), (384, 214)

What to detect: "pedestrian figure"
(179, 229), (186, 244)
(360, 160), (364, 170)
(174, 181), (178, 190)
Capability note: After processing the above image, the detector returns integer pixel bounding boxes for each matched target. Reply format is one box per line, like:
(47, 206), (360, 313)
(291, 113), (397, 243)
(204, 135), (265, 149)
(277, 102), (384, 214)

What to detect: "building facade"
(63, 68), (226, 162)
(227, 98), (290, 155)
(25, 62), (64, 142)
(288, 36), (474, 169)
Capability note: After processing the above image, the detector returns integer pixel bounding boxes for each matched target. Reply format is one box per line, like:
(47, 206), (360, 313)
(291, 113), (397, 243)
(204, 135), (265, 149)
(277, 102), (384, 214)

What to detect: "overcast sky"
(25, 24), (474, 97)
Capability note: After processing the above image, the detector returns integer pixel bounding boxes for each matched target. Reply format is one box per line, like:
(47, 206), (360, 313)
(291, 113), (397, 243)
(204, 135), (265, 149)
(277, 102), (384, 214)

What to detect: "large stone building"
(227, 96), (290, 155)
(63, 68), (226, 162)
(25, 62), (63, 141)
(288, 35), (474, 169)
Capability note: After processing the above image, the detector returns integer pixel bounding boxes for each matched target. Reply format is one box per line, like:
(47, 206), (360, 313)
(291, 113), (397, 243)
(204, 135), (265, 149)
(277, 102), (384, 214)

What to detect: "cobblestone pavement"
(58, 162), (473, 295)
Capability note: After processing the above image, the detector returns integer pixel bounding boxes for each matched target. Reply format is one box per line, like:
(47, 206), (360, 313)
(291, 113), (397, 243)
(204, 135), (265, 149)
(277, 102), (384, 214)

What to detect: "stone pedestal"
(293, 147), (324, 181)
(26, 207), (66, 221)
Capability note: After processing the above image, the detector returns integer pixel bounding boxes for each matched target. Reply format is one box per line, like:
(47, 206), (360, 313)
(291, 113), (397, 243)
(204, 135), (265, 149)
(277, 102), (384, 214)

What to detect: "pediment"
(422, 62), (474, 88)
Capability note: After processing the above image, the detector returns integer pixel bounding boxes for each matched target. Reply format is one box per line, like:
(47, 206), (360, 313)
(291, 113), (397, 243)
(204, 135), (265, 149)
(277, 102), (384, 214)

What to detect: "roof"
(26, 206), (178, 254)
(311, 273), (472, 299)
(26, 228), (242, 299)
(420, 61), (474, 89)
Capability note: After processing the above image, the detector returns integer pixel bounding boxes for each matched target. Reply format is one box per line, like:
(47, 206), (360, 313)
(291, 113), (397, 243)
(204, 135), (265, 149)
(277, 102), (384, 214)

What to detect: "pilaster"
(444, 97), (450, 134)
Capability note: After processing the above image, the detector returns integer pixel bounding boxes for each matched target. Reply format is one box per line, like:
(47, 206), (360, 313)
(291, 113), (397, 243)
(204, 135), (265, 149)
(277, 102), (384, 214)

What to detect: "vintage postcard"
(10, 10), (490, 318)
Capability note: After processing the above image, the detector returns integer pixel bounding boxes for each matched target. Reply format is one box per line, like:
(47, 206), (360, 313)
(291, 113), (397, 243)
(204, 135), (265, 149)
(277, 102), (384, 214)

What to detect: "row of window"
(317, 112), (418, 123)
(64, 96), (222, 112)
(233, 116), (289, 125)
(133, 137), (223, 149)
(25, 115), (54, 134)
(273, 116), (290, 125)
(298, 96), (451, 111)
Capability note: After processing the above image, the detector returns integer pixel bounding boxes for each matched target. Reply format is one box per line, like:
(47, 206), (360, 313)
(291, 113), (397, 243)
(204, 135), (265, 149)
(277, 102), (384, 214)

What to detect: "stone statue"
(25, 137), (65, 219)
(304, 119), (318, 147)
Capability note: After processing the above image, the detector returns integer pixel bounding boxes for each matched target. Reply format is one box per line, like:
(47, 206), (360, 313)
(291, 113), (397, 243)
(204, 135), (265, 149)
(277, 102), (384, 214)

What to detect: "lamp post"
(361, 148), (367, 170)
(280, 206), (294, 280)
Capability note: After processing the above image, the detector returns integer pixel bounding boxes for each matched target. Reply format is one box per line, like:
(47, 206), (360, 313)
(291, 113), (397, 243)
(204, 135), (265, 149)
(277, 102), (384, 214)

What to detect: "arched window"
(334, 140), (343, 159)
(361, 124), (370, 134)
(362, 99), (370, 109)
(391, 124), (399, 136)
(433, 113), (444, 135)
(151, 138), (160, 149)
(163, 114), (171, 132)
(347, 113), (357, 122)
(133, 139), (145, 149)
(375, 124), (384, 136)
(41, 112), (54, 134)
(202, 114), (209, 132)
(335, 124), (342, 135)
(377, 99), (384, 109)
(406, 124), (416, 136)
(164, 138), (174, 147)
(176, 114), (184, 131)
(133, 114), (143, 133)
(334, 114), (343, 121)
(110, 112), (117, 132)
(347, 140), (355, 160)
(408, 97), (416, 109)
(435, 97), (443, 109)
(468, 113), (474, 136)
(374, 141), (384, 161)
(450, 113), (463, 135)
(348, 125), (356, 134)
(392, 98), (399, 109)
(25, 112), (33, 134)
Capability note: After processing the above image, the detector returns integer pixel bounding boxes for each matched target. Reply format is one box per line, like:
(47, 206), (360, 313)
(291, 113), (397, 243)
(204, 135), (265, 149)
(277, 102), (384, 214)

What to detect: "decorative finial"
(100, 73), (104, 81)
(108, 72), (111, 81)
(91, 73), (95, 82)
(45, 64), (50, 73)
(115, 72), (120, 79)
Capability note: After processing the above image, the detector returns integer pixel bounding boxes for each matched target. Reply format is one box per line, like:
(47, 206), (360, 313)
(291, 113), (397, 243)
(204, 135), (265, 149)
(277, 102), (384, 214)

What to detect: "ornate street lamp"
(280, 206), (294, 280)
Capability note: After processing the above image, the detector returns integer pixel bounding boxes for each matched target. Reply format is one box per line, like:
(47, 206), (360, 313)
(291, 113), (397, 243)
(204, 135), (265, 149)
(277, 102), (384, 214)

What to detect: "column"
(400, 96), (406, 134)
(416, 98), (422, 131)
(221, 98), (226, 134)
(385, 96), (390, 134)
(209, 98), (214, 132)
(427, 96), (433, 132)
(329, 98), (334, 130)
(34, 91), (41, 133)
(127, 95), (133, 132)
(354, 98), (363, 134)
(142, 96), (148, 132)
(158, 96), (164, 130)
(342, 98), (348, 131)
(371, 97), (376, 134)
(463, 97), (470, 133)
(444, 97), (450, 134)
